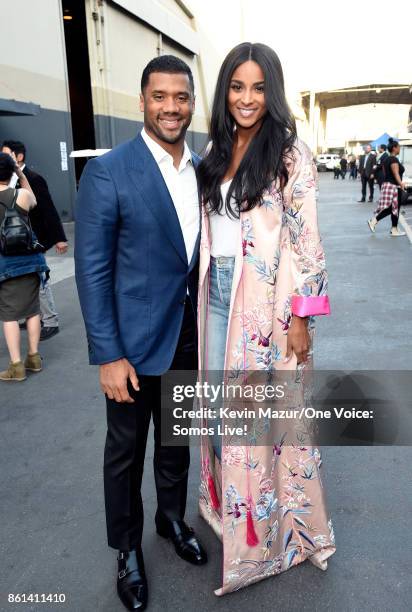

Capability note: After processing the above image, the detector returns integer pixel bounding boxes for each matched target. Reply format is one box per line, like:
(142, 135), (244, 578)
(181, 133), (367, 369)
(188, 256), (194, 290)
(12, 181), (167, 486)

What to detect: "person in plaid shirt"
(367, 138), (406, 237)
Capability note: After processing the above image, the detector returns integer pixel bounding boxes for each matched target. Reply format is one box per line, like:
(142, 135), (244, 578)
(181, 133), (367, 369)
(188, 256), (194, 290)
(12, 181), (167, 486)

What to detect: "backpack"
(0, 190), (38, 255)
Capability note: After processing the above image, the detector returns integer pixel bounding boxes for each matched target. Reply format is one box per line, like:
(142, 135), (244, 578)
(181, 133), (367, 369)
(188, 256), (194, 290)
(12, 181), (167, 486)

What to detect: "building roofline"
(111, 0), (198, 54)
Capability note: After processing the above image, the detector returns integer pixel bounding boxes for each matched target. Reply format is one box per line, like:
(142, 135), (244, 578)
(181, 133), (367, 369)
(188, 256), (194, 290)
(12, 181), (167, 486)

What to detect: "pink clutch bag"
(291, 295), (331, 317)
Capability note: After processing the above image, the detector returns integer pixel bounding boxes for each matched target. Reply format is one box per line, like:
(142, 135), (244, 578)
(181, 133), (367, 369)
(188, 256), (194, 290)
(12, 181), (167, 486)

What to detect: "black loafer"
(155, 516), (207, 565)
(40, 326), (59, 341)
(117, 550), (148, 611)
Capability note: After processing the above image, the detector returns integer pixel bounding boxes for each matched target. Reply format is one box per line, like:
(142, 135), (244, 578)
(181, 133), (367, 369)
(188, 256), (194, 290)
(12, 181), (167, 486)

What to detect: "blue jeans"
(206, 256), (235, 460)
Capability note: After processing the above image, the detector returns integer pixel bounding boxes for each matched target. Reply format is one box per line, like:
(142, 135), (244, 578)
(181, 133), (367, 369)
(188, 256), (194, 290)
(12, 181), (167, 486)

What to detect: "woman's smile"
(237, 107), (258, 117)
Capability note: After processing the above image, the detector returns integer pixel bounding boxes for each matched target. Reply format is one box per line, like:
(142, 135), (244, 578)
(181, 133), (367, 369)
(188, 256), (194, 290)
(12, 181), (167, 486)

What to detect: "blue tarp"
(370, 132), (393, 148)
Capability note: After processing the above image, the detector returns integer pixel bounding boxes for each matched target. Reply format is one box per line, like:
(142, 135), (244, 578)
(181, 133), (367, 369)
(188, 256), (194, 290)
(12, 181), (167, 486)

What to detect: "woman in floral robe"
(196, 43), (336, 595)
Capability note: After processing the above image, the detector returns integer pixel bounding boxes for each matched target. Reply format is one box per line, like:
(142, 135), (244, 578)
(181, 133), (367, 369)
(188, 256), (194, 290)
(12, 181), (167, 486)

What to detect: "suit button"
(179, 299), (186, 305)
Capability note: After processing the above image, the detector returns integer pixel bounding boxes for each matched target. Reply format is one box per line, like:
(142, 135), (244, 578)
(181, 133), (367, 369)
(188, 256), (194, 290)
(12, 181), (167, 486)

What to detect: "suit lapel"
(188, 153), (201, 273)
(188, 231), (200, 273)
(129, 135), (188, 265)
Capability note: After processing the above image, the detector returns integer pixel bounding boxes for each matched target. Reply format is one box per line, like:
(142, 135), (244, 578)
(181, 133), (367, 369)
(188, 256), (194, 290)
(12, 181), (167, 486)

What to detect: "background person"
(340, 155), (348, 179)
(358, 144), (376, 202)
(333, 157), (341, 179)
(348, 154), (357, 179)
(0, 153), (49, 381)
(1, 140), (68, 341)
(373, 143), (389, 189)
(368, 138), (406, 236)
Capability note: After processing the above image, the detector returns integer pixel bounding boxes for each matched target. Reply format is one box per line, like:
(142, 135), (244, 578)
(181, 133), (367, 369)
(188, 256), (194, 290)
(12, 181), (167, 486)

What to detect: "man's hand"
(55, 241), (68, 255)
(14, 161), (23, 177)
(99, 358), (140, 403)
(284, 315), (310, 364)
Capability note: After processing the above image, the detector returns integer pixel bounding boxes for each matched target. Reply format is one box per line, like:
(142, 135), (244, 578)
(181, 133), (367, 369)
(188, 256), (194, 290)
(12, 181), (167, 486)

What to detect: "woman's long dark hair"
(0, 152), (15, 182)
(197, 42), (297, 218)
(387, 137), (399, 154)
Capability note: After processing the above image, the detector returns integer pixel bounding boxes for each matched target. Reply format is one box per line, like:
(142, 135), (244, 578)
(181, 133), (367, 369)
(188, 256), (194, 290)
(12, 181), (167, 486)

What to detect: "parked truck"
(398, 136), (412, 201)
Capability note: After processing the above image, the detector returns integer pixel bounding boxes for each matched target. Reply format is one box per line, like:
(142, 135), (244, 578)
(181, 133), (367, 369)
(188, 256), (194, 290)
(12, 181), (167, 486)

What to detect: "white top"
(209, 180), (241, 257)
(141, 128), (199, 266)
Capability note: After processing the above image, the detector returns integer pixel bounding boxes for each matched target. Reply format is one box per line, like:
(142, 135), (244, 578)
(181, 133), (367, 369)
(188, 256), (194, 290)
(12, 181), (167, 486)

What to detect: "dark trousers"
(361, 175), (374, 200)
(104, 300), (197, 551)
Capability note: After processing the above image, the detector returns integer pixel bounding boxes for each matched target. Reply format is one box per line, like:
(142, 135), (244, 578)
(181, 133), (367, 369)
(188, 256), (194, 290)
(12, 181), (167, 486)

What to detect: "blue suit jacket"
(74, 134), (200, 375)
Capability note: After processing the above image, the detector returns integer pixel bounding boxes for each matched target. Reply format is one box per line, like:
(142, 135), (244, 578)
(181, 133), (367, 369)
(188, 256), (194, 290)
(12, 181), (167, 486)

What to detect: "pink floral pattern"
(197, 139), (336, 595)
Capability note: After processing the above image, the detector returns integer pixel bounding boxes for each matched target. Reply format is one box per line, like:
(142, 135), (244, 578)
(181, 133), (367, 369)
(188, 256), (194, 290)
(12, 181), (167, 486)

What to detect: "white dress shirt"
(141, 128), (199, 266)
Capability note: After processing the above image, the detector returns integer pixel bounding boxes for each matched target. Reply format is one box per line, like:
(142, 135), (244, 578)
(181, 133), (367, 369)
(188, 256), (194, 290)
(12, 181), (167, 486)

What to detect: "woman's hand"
(55, 241), (68, 255)
(14, 163), (24, 179)
(284, 315), (310, 364)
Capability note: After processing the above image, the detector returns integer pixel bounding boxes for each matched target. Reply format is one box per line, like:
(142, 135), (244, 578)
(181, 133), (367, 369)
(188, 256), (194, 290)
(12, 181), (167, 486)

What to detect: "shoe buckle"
(118, 569), (127, 579)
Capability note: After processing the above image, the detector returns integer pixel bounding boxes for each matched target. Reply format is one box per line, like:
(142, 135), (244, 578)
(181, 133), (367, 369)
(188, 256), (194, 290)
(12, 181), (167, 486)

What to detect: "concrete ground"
(1, 174), (411, 612)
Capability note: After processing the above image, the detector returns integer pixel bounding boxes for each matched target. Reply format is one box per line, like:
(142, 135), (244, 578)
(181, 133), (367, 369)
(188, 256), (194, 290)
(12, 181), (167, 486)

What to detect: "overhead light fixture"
(63, 15), (73, 20)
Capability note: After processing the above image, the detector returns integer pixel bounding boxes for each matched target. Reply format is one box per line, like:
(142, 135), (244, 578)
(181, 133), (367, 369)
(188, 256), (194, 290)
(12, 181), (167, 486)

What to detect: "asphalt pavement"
(1, 174), (411, 612)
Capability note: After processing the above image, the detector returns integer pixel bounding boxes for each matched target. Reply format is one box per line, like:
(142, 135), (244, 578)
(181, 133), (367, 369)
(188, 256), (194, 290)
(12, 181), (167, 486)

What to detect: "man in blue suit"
(75, 56), (207, 611)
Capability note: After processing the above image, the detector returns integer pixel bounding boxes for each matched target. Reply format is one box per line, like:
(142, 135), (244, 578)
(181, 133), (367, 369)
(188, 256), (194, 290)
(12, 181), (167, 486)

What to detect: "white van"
(398, 137), (412, 199)
(315, 154), (341, 171)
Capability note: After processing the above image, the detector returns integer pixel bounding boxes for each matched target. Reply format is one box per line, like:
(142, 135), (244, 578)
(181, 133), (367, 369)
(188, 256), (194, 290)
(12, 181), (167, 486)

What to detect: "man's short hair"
(141, 55), (194, 94)
(2, 140), (26, 160)
(379, 144), (387, 151)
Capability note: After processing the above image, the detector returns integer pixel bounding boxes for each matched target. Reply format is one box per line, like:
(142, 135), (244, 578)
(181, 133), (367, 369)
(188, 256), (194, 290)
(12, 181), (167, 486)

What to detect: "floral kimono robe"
(197, 138), (336, 595)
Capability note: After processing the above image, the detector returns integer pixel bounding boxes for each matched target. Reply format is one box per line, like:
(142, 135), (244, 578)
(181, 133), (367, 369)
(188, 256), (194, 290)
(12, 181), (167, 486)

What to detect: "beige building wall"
(156, 0), (193, 25)
(84, 0), (208, 142)
(0, 0), (69, 112)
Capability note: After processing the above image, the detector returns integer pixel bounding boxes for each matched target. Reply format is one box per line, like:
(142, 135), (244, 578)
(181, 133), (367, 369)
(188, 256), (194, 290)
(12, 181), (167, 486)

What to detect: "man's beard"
(155, 130), (183, 144)
(147, 116), (190, 144)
